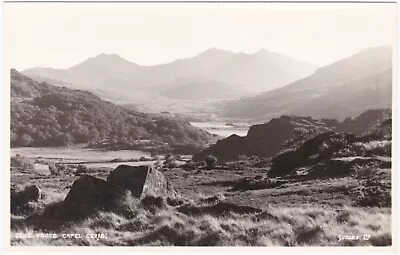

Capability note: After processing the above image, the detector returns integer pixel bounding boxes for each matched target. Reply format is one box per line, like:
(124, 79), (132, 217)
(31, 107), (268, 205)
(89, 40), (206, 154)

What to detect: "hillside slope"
(10, 69), (214, 153)
(222, 45), (392, 121)
(159, 78), (248, 100)
(201, 49), (316, 92)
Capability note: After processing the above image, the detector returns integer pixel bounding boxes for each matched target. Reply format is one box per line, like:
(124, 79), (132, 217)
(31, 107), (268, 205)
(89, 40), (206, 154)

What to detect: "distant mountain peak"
(253, 49), (270, 55)
(70, 53), (139, 71)
(253, 48), (293, 60)
(206, 47), (220, 51)
(90, 53), (130, 62)
(198, 47), (235, 56)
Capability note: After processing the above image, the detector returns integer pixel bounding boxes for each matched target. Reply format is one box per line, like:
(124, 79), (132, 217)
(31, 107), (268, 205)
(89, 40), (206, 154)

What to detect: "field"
(10, 147), (159, 171)
(10, 160), (392, 246)
(11, 146), (151, 163)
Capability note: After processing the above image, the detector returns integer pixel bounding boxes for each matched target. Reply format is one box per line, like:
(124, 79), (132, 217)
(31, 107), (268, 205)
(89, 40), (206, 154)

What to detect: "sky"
(4, 2), (397, 70)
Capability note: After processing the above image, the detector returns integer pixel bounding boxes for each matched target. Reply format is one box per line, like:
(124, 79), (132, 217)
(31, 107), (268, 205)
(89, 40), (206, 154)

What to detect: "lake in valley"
(190, 121), (249, 137)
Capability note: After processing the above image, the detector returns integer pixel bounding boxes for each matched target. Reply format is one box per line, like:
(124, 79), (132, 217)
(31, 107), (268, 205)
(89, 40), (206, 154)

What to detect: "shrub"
(353, 164), (380, 179)
(75, 164), (89, 175)
(110, 158), (123, 163)
(238, 155), (249, 161)
(183, 160), (197, 170)
(154, 160), (163, 169)
(11, 155), (34, 171)
(353, 178), (391, 207)
(48, 164), (60, 176)
(140, 195), (166, 212)
(150, 153), (159, 160)
(351, 163), (391, 207)
(205, 155), (217, 170)
(164, 160), (179, 169)
(353, 140), (391, 156)
(165, 153), (174, 161)
(55, 163), (66, 172)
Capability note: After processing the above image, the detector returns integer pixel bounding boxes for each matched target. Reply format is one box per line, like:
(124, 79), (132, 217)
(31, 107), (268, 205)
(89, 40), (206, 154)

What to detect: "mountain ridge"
(22, 48), (318, 111)
(222, 45), (392, 121)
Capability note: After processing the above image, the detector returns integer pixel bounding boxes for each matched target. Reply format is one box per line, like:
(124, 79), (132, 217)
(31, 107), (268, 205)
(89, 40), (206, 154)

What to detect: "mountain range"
(22, 48), (317, 112)
(21, 45), (392, 121)
(221, 45), (392, 121)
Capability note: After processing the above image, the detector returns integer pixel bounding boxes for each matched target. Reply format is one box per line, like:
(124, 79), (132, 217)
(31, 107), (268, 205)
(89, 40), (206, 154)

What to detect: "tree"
(89, 129), (101, 142)
(57, 133), (74, 146)
(205, 155), (217, 170)
(10, 132), (19, 145)
(18, 134), (33, 146)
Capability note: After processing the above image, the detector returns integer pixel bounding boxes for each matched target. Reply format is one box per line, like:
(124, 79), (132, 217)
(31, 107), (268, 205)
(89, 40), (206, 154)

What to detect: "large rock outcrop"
(193, 109), (391, 162)
(63, 175), (133, 217)
(193, 115), (332, 162)
(60, 165), (177, 218)
(107, 165), (177, 198)
(269, 132), (358, 177)
(269, 117), (392, 178)
(11, 185), (41, 213)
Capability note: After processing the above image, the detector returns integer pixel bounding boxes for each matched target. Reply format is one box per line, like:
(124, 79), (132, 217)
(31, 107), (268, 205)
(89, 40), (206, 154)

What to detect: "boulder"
(107, 165), (177, 199)
(63, 175), (135, 218)
(11, 185), (41, 206)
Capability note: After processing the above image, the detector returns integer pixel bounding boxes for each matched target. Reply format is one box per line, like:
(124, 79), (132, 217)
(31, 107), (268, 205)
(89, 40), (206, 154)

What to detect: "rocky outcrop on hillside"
(193, 109), (391, 163)
(193, 115), (332, 162)
(269, 132), (357, 177)
(269, 114), (392, 178)
(336, 109), (392, 136)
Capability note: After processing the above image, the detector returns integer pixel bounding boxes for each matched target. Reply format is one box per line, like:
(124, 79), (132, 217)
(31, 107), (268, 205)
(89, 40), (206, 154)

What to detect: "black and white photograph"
(2, 1), (397, 249)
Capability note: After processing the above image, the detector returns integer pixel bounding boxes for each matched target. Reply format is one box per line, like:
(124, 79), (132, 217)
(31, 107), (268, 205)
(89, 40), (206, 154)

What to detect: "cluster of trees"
(11, 70), (213, 153)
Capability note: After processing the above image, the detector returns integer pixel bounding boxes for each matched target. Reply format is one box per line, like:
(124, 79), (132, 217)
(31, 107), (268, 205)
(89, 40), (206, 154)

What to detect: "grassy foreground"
(10, 184), (391, 246)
